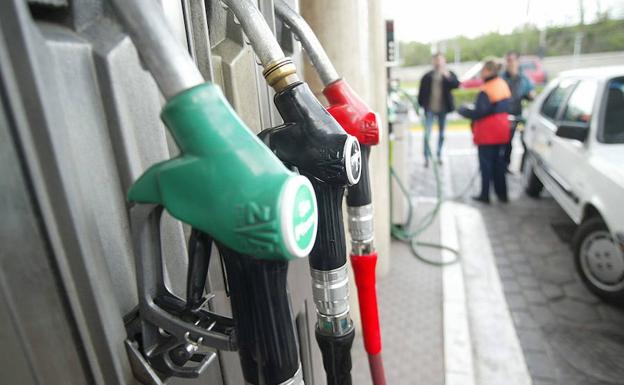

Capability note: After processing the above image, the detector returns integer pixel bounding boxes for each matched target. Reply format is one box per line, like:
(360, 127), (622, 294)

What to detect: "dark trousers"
(504, 121), (518, 166)
(478, 144), (508, 201)
(423, 110), (447, 161)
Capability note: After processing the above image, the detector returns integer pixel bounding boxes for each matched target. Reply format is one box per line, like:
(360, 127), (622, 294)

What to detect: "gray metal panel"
(1, 0), (322, 383)
(0, 3), (134, 383)
(0, 66), (93, 385)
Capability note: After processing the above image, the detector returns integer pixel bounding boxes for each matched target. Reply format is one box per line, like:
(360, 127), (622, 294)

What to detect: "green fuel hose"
(390, 159), (461, 266)
(389, 89), (478, 266)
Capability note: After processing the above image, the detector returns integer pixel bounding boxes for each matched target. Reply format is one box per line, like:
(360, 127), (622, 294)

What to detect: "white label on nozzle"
(344, 135), (361, 185)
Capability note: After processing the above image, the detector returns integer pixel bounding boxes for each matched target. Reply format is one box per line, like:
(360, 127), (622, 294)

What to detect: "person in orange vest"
(458, 58), (512, 204)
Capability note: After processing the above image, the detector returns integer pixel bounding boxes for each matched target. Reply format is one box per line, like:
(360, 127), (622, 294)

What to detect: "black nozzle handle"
(219, 246), (301, 385)
(346, 145), (372, 207)
(186, 229), (213, 310)
(305, 177), (348, 271)
(316, 329), (355, 385)
(262, 82), (360, 186)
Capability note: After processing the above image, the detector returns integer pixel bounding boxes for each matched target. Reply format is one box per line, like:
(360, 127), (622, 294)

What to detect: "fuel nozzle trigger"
(185, 228), (213, 312)
(125, 205), (237, 383)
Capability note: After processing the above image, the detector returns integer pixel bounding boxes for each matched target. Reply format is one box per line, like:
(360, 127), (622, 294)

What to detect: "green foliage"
(451, 88), (480, 107)
(400, 17), (624, 66)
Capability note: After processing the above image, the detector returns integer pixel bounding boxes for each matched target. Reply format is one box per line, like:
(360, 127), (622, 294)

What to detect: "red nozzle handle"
(323, 79), (380, 146)
(350, 251), (382, 355)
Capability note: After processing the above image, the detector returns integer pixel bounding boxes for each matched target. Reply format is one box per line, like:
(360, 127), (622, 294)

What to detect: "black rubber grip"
(315, 329), (355, 385)
(219, 246), (300, 385)
(346, 145), (371, 207)
(305, 177), (347, 271)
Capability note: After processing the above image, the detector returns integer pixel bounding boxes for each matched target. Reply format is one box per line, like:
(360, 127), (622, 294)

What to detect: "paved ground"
(351, 125), (624, 385)
(442, 128), (624, 385)
(351, 239), (445, 385)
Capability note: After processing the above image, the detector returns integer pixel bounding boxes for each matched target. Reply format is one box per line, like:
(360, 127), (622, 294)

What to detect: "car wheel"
(523, 157), (543, 198)
(573, 217), (624, 306)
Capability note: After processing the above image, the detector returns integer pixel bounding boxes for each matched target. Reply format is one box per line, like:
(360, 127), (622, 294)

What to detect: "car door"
(528, 79), (576, 193)
(549, 79), (599, 222)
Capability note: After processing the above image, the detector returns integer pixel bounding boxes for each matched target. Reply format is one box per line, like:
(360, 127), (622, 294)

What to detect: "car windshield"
(601, 77), (624, 144)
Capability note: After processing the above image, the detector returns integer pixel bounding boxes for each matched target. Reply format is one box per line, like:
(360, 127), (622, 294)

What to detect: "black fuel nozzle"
(259, 81), (360, 385)
(260, 81), (361, 188)
(260, 80), (361, 271)
(219, 2), (362, 383)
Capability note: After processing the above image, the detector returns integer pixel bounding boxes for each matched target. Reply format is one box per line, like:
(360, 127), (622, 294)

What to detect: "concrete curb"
(441, 201), (476, 385)
(454, 203), (533, 385)
(440, 151), (532, 385)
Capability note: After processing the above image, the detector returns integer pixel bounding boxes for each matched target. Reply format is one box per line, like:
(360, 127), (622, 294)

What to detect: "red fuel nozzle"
(323, 79), (380, 146)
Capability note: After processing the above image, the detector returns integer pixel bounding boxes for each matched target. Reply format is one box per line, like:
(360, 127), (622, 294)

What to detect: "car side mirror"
(555, 122), (589, 142)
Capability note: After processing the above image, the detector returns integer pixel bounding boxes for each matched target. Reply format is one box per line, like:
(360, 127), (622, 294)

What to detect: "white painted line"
(445, 148), (478, 157)
(454, 204), (533, 385)
(439, 153), (476, 385)
(441, 201), (476, 385)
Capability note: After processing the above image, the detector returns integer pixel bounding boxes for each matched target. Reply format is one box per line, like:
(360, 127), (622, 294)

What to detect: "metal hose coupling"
(263, 57), (300, 92)
(310, 264), (353, 336)
(348, 204), (375, 255)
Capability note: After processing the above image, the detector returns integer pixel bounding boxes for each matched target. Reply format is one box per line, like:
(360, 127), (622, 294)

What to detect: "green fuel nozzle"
(109, 0), (317, 262)
(111, 0), (318, 381)
(128, 83), (317, 261)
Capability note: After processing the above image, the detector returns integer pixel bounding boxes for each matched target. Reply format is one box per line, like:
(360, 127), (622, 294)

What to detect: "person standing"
(417, 53), (460, 167)
(458, 59), (512, 204)
(501, 51), (536, 171)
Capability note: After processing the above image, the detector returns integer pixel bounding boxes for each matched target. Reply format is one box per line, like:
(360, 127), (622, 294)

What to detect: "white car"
(522, 66), (624, 305)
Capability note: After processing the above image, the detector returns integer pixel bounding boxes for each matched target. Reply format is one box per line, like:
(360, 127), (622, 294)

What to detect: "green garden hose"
(389, 88), (478, 266)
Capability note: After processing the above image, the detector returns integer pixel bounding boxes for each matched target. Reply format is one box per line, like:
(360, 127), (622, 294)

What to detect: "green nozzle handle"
(128, 83), (318, 261)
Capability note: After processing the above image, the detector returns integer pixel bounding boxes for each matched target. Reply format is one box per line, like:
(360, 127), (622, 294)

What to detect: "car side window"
(561, 80), (598, 123)
(540, 79), (576, 120)
(600, 77), (624, 144)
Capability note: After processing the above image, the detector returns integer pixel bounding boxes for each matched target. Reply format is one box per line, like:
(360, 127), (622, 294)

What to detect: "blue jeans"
(477, 144), (508, 201)
(423, 111), (447, 161)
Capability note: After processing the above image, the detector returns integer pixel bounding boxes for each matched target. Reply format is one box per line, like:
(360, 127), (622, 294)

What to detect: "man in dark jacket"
(418, 53), (460, 167)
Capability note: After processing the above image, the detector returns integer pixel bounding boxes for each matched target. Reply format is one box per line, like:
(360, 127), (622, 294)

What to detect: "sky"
(383, 0), (624, 43)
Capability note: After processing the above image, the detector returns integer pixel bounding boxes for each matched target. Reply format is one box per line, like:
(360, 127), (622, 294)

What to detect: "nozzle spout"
(110, 0), (203, 99)
(274, 0), (340, 86)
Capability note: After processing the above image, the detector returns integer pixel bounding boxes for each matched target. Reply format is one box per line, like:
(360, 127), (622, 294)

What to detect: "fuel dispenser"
(273, 2), (387, 384)
(220, 1), (362, 384)
(110, 0), (317, 383)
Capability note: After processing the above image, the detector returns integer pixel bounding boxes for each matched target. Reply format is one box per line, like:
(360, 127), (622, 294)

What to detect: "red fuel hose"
(325, 80), (387, 385)
(350, 252), (382, 355)
(351, 250), (386, 385)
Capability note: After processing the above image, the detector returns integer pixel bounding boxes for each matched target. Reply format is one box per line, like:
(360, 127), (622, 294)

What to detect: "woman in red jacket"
(458, 59), (512, 203)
